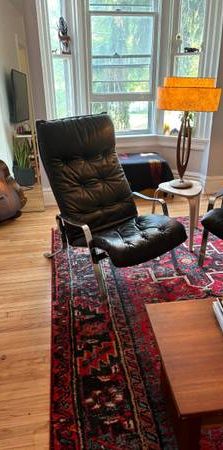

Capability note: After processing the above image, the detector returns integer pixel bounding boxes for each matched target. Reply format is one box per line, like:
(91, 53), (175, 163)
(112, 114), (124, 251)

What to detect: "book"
(212, 300), (223, 332)
(217, 299), (223, 315)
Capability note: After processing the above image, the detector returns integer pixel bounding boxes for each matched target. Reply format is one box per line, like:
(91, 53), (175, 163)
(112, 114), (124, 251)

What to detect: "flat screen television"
(11, 69), (29, 123)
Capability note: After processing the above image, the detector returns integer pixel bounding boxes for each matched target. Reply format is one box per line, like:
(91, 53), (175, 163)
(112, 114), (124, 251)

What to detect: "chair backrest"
(36, 114), (137, 233)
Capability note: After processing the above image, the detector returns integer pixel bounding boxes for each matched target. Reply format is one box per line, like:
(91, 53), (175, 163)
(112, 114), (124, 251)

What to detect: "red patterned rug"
(51, 220), (223, 449)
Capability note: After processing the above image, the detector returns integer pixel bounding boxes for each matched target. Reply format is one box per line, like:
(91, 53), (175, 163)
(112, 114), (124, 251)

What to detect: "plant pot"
(13, 165), (35, 187)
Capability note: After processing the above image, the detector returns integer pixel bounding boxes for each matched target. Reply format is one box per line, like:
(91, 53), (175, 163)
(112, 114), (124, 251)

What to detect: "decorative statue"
(58, 17), (71, 55)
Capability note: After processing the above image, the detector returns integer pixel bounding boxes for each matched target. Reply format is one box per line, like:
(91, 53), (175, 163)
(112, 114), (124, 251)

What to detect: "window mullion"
(89, 11), (156, 17)
(149, 11), (158, 132)
(155, 0), (174, 134)
(36, 0), (57, 118)
(169, 0), (181, 76)
(86, 4), (157, 133)
(67, 0), (90, 115)
(91, 93), (154, 102)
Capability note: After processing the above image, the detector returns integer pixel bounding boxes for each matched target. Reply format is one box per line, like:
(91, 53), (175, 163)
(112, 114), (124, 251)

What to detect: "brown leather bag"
(0, 160), (27, 222)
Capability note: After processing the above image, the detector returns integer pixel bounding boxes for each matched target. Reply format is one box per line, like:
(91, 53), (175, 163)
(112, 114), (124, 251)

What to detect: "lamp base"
(170, 179), (193, 189)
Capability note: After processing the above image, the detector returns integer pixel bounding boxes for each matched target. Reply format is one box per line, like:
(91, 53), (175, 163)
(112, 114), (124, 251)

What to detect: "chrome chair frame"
(45, 193), (169, 299)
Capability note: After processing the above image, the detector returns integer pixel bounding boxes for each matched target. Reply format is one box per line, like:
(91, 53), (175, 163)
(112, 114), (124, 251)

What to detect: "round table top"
(158, 180), (202, 198)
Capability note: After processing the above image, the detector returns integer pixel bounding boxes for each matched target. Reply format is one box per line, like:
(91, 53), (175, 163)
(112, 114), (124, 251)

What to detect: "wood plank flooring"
(0, 193), (212, 449)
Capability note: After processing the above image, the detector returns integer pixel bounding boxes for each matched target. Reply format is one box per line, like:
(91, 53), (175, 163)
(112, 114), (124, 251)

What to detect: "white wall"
(0, 0), (26, 172)
(22, 0), (46, 121)
(22, 0), (49, 189)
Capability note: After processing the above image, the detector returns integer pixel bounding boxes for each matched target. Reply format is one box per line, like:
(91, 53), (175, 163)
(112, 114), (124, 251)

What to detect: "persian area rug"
(51, 220), (223, 450)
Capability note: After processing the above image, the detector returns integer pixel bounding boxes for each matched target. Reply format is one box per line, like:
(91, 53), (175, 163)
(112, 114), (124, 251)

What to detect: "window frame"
(86, 9), (158, 103)
(170, 0), (206, 77)
(85, 4), (159, 134)
(160, 0), (223, 139)
(166, 0), (207, 138)
(36, 0), (223, 139)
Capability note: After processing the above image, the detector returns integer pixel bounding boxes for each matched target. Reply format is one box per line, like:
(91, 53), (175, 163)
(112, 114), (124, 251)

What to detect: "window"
(44, 0), (158, 133)
(164, 0), (207, 135)
(37, 0), (222, 138)
(47, 0), (74, 118)
(174, 0), (206, 77)
(87, 0), (158, 133)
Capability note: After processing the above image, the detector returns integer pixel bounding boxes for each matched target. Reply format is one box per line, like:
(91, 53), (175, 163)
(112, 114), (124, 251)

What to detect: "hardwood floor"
(0, 207), (57, 450)
(22, 184), (45, 213)
(0, 193), (212, 449)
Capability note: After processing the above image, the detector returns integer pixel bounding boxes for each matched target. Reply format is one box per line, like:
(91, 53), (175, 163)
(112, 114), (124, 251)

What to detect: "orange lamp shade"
(157, 77), (221, 112)
(163, 77), (216, 87)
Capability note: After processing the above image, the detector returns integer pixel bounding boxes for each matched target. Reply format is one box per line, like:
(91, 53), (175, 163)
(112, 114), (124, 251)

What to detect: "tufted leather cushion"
(201, 208), (223, 239)
(37, 114), (137, 238)
(74, 214), (187, 267)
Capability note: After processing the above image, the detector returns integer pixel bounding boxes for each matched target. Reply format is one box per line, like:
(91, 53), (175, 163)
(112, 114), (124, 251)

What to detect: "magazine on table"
(212, 299), (223, 332)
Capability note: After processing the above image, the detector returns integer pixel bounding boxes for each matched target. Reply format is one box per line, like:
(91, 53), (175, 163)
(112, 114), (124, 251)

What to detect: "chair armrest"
(207, 189), (223, 211)
(57, 214), (93, 247)
(132, 191), (169, 216)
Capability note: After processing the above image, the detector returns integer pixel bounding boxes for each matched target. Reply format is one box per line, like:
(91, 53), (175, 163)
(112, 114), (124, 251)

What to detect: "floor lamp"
(157, 77), (221, 189)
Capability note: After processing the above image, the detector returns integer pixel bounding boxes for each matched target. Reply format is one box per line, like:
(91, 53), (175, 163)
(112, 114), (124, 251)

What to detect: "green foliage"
(92, 101), (130, 130)
(48, 0), (206, 132)
(176, 0), (205, 78)
(13, 138), (31, 168)
(180, 0), (205, 49)
(90, 12), (153, 130)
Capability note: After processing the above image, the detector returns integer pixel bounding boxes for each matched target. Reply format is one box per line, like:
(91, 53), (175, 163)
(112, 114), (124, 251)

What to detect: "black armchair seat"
(199, 190), (223, 266)
(201, 208), (223, 240)
(74, 214), (186, 267)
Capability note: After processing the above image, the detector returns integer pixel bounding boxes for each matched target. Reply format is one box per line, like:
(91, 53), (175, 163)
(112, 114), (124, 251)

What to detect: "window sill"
(116, 133), (209, 152)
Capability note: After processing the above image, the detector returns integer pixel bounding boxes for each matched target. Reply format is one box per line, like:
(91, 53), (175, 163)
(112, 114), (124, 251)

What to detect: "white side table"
(152, 181), (202, 251)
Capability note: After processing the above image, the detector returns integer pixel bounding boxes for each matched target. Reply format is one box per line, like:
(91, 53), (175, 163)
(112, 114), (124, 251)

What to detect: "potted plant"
(13, 138), (35, 187)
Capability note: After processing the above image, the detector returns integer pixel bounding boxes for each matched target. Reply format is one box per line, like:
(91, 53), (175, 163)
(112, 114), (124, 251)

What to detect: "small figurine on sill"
(184, 47), (199, 53)
(58, 17), (71, 55)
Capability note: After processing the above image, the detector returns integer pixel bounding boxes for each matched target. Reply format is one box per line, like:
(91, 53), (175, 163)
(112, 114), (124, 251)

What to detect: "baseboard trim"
(43, 187), (56, 206)
(116, 134), (207, 152)
(202, 175), (223, 193)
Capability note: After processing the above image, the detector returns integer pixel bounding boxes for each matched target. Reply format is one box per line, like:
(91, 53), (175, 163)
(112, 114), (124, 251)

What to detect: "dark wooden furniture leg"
(161, 363), (201, 450)
(176, 417), (201, 450)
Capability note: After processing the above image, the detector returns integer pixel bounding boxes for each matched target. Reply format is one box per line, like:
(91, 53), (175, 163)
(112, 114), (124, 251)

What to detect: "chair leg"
(44, 247), (66, 259)
(47, 214), (108, 298)
(171, 248), (178, 269)
(44, 215), (67, 258)
(90, 248), (108, 300)
(198, 229), (209, 266)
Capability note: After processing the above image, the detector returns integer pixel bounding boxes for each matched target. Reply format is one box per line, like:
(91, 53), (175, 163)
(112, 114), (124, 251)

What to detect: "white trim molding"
(202, 175), (223, 194)
(35, 0), (56, 118)
(116, 134), (208, 153)
(42, 187), (56, 206)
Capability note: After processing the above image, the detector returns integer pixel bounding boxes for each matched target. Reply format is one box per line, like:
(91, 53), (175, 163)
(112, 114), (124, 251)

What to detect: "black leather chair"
(36, 114), (187, 298)
(198, 189), (223, 266)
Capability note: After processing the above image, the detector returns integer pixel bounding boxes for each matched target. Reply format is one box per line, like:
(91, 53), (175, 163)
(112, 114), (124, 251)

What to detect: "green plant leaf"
(13, 138), (31, 168)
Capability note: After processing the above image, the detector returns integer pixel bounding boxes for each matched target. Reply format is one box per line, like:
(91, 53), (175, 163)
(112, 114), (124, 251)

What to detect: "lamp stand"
(170, 111), (193, 189)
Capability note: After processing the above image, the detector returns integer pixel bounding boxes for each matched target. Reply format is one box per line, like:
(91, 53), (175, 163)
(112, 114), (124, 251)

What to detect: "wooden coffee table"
(146, 299), (223, 450)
